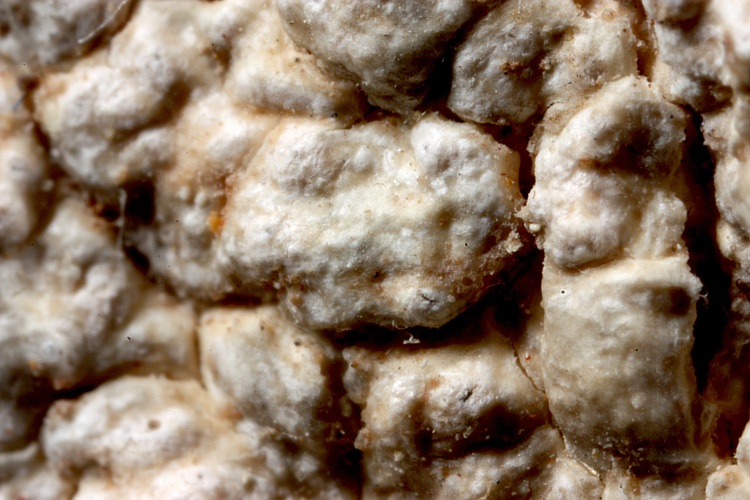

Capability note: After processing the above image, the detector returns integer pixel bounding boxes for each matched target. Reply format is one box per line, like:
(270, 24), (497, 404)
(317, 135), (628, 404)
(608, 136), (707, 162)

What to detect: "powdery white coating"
(528, 72), (705, 475)
(708, 4), (750, 367)
(275, 0), (476, 113)
(644, 0), (750, 115)
(708, 105), (750, 352)
(449, 0), (638, 126)
(225, 0), (364, 121)
(35, 0), (363, 298)
(34, 0), (361, 196)
(645, 0), (731, 110)
(0, 199), (197, 451)
(127, 91), (280, 299)
(705, 1), (750, 288)
(342, 310), (546, 496)
(0, 67), (48, 249)
(523, 77), (688, 268)
(199, 306), (353, 456)
(34, 2), (190, 192)
(0, 0), (135, 68)
(221, 113), (523, 330)
(42, 376), (351, 500)
(542, 257), (704, 472)
(2, 0), (749, 495)
(716, 0), (750, 64)
(705, 108), (748, 276)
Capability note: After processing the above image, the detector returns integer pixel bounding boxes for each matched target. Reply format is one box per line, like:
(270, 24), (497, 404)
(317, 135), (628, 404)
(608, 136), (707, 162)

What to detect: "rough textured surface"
(449, 0), (638, 127)
(523, 76), (688, 268)
(523, 72), (712, 482)
(221, 113), (524, 330)
(703, 4), (750, 460)
(2, 0), (750, 497)
(34, 0), (363, 298)
(542, 258), (704, 471)
(127, 92), (280, 299)
(201, 306), (345, 442)
(33, 0), (362, 192)
(276, 0), (478, 114)
(646, 0), (730, 111)
(0, 198), (197, 451)
(199, 305), (360, 493)
(342, 309), (548, 496)
(42, 375), (353, 499)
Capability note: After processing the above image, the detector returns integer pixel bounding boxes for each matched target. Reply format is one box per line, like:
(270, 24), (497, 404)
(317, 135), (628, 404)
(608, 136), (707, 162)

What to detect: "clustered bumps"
(2, 0), (750, 498)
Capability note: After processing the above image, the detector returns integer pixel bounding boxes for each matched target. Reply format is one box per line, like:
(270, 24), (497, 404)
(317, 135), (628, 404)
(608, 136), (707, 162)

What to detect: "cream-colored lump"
(523, 76), (688, 268)
(41, 375), (353, 499)
(275, 0), (480, 114)
(0, 198), (197, 452)
(220, 113), (523, 330)
(199, 305), (360, 493)
(448, 0), (639, 127)
(5, 0), (750, 497)
(645, 0), (731, 111)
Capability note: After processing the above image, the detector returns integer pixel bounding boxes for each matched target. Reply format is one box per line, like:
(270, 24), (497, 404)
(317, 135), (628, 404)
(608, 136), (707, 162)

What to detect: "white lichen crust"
(221, 113), (524, 330)
(34, 0), (363, 299)
(343, 309), (549, 496)
(0, 0), (749, 497)
(41, 375), (352, 499)
(523, 77), (688, 269)
(701, 1), (750, 462)
(524, 75), (712, 483)
(276, 0), (478, 114)
(449, 0), (639, 126)
(645, 0), (731, 110)
(0, 199), (197, 451)
(199, 305), (359, 493)
(542, 258), (703, 471)
(127, 91), (280, 299)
